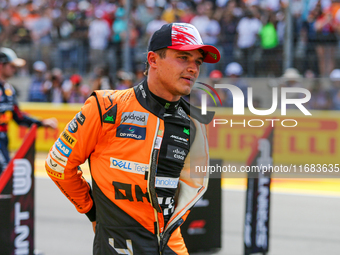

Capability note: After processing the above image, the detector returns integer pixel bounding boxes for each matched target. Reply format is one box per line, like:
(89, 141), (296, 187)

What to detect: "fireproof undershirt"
(150, 91), (196, 226)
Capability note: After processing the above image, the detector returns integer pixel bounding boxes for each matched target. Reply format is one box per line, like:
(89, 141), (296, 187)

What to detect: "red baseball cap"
(148, 23), (221, 63)
(209, 70), (223, 79)
(70, 74), (82, 84)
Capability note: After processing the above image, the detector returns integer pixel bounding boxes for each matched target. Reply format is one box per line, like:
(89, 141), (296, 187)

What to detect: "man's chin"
(180, 89), (191, 97)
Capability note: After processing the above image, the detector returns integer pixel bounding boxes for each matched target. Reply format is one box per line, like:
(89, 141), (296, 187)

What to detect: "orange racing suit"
(45, 79), (213, 254)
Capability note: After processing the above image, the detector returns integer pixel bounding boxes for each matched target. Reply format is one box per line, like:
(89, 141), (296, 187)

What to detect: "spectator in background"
(28, 60), (48, 102)
(10, 5), (32, 76)
(30, 7), (52, 68)
(191, 2), (221, 76)
(281, 68), (302, 88)
(57, 10), (77, 74)
(145, 14), (167, 43)
(0, 47), (57, 174)
(88, 10), (111, 72)
(308, 79), (332, 109)
(190, 2), (212, 44)
(111, 7), (139, 73)
(72, 12), (89, 75)
(111, 6), (127, 73)
(180, 4), (196, 23)
(280, 68), (305, 109)
(259, 11), (280, 76)
(135, 1), (158, 33)
(91, 65), (114, 90)
(329, 68), (340, 110)
(62, 74), (90, 103)
(161, 0), (185, 23)
(115, 70), (135, 90)
(134, 64), (146, 85)
(314, 4), (337, 76)
(301, 7), (320, 77)
(219, 4), (239, 71)
(44, 68), (65, 103)
(224, 62), (248, 107)
(236, 9), (262, 76)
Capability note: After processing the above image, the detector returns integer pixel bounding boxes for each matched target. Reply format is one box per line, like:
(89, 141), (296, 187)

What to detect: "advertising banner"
(244, 125), (274, 255)
(0, 125), (37, 255)
(208, 108), (340, 165)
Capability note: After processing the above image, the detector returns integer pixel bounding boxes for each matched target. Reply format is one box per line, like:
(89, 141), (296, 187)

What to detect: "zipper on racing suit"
(147, 117), (202, 254)
(146, 118), (163, 254)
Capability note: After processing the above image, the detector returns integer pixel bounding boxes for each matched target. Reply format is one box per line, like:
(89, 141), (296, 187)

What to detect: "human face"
(155, 49), (204, 100)
(1, 63), (17, 79)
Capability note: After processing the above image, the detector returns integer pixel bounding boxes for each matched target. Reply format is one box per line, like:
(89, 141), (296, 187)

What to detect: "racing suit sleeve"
(12, 92), (43, 127)
(45, 95), (102, 221)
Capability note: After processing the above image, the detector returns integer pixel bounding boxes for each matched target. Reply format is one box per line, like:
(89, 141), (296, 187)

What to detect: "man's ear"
(147, 51), (158, 69)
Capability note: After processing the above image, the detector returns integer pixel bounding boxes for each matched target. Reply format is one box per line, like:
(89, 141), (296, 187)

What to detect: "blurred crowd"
(3, 0), (340, 78)
(2, 0), (340, 109)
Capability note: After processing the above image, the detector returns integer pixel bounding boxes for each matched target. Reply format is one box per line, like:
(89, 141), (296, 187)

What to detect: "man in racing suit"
(0, 47), (57, 175)
(46, 23), (220, 254)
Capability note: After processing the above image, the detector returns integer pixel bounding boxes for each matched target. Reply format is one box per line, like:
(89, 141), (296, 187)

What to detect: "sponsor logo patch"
(170, 135), (189, 146)
(121, 111), (149, 126)
(166, 145), (188, 162)
(110, 157), (149, 174)
(55, 138), (72, 157)
(183, 128), (190, 135)
(61, 130), (77, 148)
(46, 154), (65, 173)
(46, 167), (64, 179)
(155, 177), (179, 188)
(208, 52), (217, 60)
(116, 124), (146, 140)
(103, 104), (117, 124)
(50, 145), (68, 166)
(177, 107), (190, 121)
(139, 84), (146, 98)
(154, 136), (162, 149)
(76, 111), (86, 125)
(68, 119), (78, 133)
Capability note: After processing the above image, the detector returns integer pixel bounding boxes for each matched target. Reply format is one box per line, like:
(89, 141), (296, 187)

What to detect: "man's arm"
(12, 90), (57, 129)
(45, 95), (102, 221)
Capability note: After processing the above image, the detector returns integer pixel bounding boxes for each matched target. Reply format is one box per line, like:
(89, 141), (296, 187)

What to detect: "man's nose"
(187, 61), (199, 75)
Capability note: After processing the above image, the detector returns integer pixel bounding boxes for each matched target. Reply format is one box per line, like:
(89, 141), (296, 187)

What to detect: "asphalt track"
(34, 153), (340, 255)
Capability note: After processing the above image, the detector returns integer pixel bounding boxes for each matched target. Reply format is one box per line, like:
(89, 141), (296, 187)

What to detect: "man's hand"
(41, 117), (58, 129)
(92, 221), (96, 233)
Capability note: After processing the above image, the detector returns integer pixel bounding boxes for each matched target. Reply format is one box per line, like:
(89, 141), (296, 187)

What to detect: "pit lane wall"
(8, 103), (340, 165)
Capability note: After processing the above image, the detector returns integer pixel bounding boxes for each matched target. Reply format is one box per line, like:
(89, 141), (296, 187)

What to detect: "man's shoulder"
(91, 88), (135, 106)
(93, 88), (134, 97)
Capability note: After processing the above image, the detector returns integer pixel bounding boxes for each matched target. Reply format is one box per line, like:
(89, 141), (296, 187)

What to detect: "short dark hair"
(143, 48), (206, 76)
(144, 48), (167, 76)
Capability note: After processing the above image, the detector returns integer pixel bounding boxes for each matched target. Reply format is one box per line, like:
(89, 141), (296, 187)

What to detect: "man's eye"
(180, 56), (187, 60)
(196, 61), (203, 66)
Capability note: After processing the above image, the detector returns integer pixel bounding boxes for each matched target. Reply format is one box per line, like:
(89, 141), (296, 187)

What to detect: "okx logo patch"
(103, 104), (117, 124)
(116, 124), (146, 140)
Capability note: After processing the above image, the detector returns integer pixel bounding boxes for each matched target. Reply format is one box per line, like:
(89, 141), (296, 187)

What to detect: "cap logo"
(208, 52), (217, 60)
(171, 23), (203, 46)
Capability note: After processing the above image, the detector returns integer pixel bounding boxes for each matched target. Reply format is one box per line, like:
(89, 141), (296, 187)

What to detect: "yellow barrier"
(8, 104), (340, 164)
(208, 108), (340, 164)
